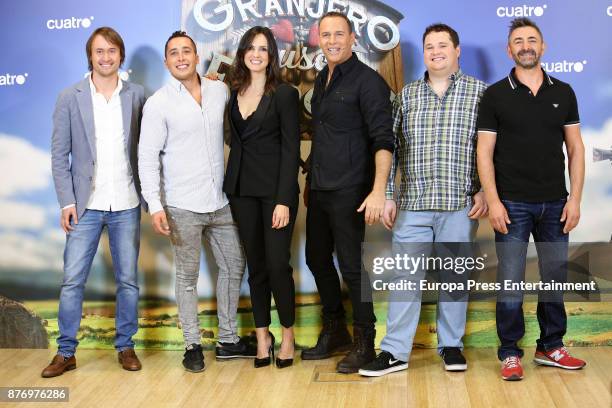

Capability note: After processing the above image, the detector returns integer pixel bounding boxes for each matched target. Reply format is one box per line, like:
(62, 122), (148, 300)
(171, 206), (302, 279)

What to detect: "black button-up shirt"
(309, 53), (394, 191)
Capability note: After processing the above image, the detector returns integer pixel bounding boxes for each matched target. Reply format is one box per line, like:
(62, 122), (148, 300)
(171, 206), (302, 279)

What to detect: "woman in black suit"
(224, 26), (300, 368)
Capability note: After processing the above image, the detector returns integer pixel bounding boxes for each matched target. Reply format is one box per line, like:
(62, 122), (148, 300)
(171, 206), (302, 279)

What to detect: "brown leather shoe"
(118, 349), (142, 371)
(41, 354), (76, 378)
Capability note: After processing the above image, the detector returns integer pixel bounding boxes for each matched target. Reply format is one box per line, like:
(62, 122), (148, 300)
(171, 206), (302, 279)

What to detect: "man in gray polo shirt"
(139, 31), (253, 373)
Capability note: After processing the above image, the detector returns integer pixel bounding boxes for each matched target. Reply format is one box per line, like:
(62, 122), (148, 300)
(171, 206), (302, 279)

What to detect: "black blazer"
(223, 83), (300, 206)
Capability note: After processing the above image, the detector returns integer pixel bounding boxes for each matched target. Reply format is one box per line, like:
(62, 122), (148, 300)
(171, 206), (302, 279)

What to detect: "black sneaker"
(183, 344), (205, 373)
(441, 347), (467, 371)
(358, 351), (408, 377)
(215, 335), (257, 360)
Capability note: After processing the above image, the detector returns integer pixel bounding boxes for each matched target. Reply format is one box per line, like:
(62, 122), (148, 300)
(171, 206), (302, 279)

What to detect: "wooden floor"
(0, 347), (610, 408)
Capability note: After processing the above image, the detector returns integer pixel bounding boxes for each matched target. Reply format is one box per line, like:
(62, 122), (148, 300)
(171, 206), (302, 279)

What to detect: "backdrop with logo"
(1, 0), (611, 351)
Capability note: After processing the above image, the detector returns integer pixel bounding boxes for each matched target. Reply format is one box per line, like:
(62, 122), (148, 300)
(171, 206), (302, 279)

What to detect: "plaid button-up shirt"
(386, 70), (487, 211)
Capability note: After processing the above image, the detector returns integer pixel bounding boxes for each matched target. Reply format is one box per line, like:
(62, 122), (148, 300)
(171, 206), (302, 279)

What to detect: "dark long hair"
(230, 26), (282, 95)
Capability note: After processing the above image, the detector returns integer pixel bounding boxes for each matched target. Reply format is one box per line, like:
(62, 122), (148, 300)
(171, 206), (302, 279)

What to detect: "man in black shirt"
(301, 11), (394, 373)
(477, 17), (586, 381)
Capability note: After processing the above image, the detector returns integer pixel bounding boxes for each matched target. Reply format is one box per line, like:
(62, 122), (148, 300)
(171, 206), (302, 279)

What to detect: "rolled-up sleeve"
(138, 98), (167, 214)
(386, 93), (403, 200)
(359, 72), (394, 154)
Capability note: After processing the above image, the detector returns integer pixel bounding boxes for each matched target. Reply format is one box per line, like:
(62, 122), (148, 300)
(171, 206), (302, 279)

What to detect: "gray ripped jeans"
(166, 204), (245, 346)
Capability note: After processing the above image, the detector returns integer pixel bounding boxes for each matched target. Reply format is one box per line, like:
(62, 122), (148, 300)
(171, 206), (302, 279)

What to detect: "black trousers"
(305, 184), (376, 329)
(229, 195), (297, 328)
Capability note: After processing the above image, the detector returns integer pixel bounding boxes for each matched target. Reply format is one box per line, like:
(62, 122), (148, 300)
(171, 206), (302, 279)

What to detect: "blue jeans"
(57, 207), (141, 357)
(495, 199), (568, 361)
(380, 205), (478, 362)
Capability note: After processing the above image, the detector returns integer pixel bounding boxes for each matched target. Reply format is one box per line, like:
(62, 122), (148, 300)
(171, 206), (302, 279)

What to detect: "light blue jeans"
(380, 205), (478, 362)
(57, 207), (140, 357)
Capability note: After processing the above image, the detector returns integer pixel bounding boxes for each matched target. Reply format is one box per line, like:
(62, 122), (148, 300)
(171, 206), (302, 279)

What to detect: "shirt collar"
(88, 72), (123, 97)
(336, 52), (358, 75)
(423, 68), (463, 89)
(168, 74), (184, 92)
(423, 68), (464, 83)
(508, 67), (553, 90)
(169, 73), (202, 93)
(450, 69), (463, 82)
(321, 52), (358, 81)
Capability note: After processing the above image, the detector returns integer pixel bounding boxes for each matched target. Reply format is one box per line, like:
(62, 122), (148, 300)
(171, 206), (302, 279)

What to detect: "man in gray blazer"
(42, 27), (146, 378)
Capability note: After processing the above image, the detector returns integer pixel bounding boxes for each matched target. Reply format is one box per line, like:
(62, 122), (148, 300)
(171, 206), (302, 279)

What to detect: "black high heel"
(275, 342), (294, 369)
(254, 332), (275, 368)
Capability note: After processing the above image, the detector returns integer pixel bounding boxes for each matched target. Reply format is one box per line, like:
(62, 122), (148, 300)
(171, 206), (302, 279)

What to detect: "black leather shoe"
(254, 332), (275, 368)
(301, 317), (352, 360)
(336, 326), (376, 374)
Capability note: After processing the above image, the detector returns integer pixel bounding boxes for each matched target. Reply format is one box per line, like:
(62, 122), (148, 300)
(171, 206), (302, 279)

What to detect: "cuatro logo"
(541, 60), (587, 73)
(47, 16), (94, 30)
(496, 4), (547, 17)
(0, 73), (29, 86)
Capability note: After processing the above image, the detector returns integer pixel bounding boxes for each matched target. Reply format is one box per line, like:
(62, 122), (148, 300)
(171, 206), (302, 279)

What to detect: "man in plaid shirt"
(359, 24), (488, 377)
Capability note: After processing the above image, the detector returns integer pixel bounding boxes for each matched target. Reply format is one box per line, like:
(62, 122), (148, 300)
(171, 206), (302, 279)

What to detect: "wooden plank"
(0, 348), (610, 407)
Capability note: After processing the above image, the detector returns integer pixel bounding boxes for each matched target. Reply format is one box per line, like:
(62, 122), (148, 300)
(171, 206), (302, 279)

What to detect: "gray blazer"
(51, 77), (146, 219)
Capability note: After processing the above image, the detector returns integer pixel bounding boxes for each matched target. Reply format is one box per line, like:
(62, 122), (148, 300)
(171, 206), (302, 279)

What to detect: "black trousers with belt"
(229, 195), (297, 328)
(305, 184), (376, 329)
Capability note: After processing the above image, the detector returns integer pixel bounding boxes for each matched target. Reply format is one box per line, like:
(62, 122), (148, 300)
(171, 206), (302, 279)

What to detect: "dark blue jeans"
(495, 199), (568, 361)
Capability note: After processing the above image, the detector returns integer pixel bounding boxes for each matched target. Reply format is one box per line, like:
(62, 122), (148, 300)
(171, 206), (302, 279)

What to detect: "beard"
(512, 49), (540, 69)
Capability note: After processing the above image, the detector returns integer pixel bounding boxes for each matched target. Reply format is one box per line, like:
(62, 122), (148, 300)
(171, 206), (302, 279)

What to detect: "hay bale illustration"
(0, 296), (49, 348)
